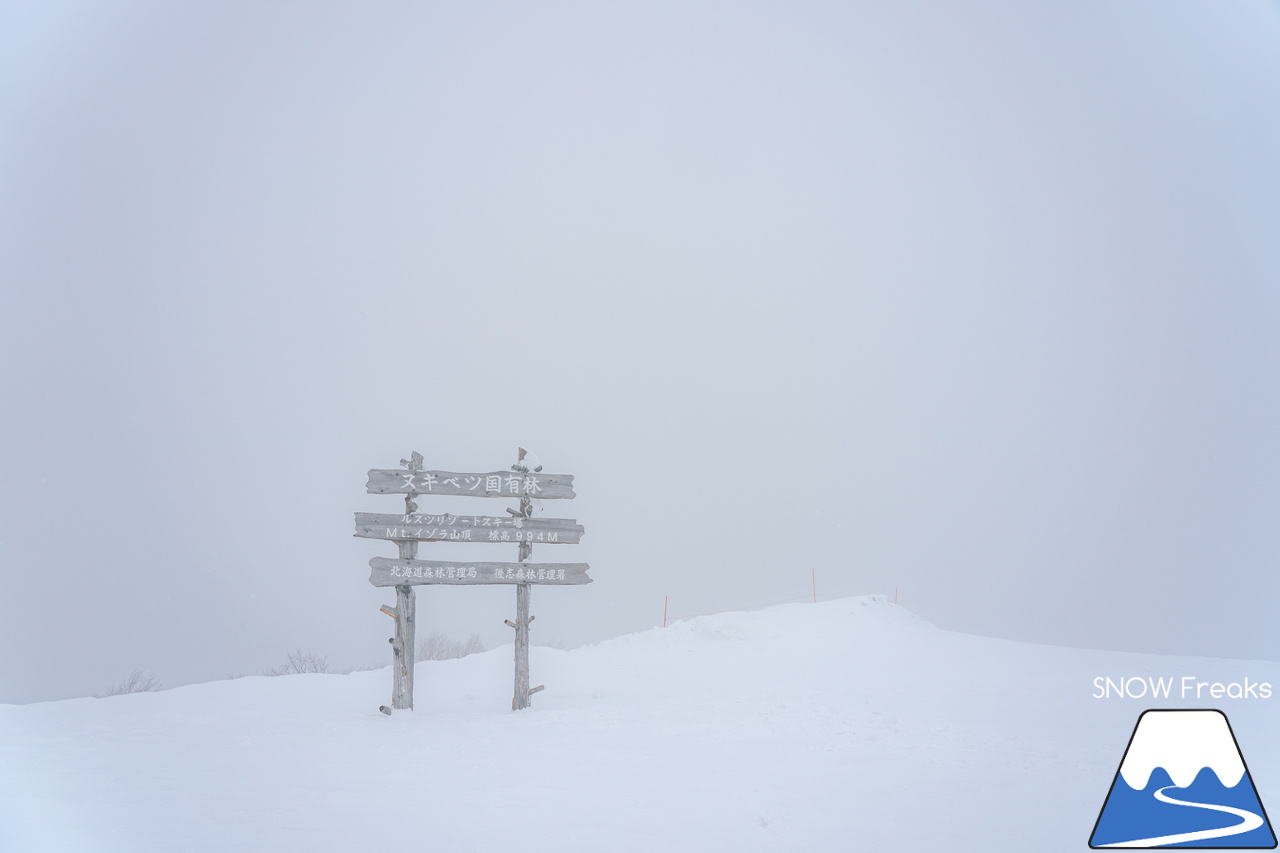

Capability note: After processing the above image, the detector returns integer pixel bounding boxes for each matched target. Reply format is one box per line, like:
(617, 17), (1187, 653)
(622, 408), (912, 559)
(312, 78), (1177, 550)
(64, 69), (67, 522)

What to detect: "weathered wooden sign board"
(369, 558), (592, 586)
(354, 513), (585, 544)
(366, 470), (576, 499)
(356, 449), (589, 714)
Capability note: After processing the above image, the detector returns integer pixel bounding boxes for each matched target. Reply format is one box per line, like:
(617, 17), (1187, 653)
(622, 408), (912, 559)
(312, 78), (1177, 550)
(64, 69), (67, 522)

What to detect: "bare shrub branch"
(416, 631), (486, 661)
(263, 649), (331, 676)
(97, 669), (162, 697)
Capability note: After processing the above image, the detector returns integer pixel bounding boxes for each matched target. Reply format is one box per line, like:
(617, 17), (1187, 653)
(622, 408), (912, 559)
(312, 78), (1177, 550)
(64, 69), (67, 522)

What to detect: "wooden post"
(392, 550), (416, 710)
(510, 448), (536, 710)
(389, 457), (420, 712)
(513, 581), (531, 710)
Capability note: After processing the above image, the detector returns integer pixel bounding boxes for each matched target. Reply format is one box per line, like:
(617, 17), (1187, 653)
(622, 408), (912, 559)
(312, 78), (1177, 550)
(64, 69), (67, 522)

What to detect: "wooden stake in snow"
(390, 454), (422, 711)
(357, 448), (586, 713)
(508, 447), (545, 710)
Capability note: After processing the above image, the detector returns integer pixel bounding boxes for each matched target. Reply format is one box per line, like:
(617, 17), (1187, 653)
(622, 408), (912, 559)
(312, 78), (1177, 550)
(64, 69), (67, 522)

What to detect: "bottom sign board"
(369, 557), (591, 587)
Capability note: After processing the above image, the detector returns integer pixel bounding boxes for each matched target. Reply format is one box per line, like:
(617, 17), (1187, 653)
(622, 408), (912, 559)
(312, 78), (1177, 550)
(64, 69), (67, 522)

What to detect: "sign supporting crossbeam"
(358, 448), (589, 714)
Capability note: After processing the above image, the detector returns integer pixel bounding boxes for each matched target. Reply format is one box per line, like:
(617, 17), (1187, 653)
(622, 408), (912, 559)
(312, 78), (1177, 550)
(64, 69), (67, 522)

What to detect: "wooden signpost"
(357, 449), (589, 713)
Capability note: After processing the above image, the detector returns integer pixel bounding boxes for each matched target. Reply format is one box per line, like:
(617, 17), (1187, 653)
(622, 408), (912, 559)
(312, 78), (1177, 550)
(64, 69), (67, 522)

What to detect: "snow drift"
(2, 596), (1277, 852)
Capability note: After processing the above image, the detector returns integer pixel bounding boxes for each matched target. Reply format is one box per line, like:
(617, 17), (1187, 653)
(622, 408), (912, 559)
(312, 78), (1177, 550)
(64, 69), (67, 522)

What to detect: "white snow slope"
(3, 596), (1278, 853)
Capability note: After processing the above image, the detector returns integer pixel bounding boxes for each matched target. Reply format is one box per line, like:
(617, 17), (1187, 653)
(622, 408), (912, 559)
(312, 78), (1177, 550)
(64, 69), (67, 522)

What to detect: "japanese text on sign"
(400, 473), (541, 495)
(384, 564), (569, 582)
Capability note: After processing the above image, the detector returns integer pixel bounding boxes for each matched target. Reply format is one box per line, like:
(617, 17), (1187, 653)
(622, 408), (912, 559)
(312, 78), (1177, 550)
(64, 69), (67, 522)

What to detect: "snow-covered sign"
(357, 449), (588, 715)
(353, 512), (585, 545)
(365, 469), (576, 499)
(369, 558), (591, 586)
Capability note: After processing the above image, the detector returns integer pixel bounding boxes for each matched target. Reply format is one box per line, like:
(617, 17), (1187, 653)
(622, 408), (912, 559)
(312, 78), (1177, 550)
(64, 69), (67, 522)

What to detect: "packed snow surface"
(3, 596), (1277, 852)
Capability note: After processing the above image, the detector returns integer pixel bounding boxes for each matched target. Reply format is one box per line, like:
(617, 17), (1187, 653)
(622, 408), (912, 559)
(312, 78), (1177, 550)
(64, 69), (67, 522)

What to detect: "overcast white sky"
(2, 1), (1279, 704)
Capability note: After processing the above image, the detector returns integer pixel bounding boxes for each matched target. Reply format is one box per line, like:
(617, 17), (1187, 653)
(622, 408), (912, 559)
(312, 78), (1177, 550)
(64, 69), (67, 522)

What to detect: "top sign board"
(366, 469), (576, 500)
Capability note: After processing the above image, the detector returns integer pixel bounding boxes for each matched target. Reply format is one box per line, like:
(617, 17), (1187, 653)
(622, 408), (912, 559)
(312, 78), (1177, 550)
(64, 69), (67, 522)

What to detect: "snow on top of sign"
(514, 448), (542, 472)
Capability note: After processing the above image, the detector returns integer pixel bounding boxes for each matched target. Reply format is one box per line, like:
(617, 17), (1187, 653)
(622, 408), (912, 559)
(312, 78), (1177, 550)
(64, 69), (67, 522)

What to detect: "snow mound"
(2, 596), (1276, 853)
(602, 594), (932, 646)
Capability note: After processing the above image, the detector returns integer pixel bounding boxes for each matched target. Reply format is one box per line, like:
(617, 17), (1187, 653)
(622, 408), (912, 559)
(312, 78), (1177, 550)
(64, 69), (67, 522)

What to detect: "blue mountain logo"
(1090, 709), (1276, 848)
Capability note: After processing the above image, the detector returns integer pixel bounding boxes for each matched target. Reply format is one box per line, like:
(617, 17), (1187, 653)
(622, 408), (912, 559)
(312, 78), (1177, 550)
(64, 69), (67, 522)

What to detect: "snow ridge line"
(664, 594), (832, 624)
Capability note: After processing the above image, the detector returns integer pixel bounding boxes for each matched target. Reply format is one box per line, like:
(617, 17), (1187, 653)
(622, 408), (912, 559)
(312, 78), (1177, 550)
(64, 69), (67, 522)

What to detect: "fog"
(2, 1), (1278, 704)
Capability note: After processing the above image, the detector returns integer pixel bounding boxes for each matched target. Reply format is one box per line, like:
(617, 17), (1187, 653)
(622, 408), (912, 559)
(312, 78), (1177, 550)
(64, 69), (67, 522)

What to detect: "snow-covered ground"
(3, 596), (1278, 852)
